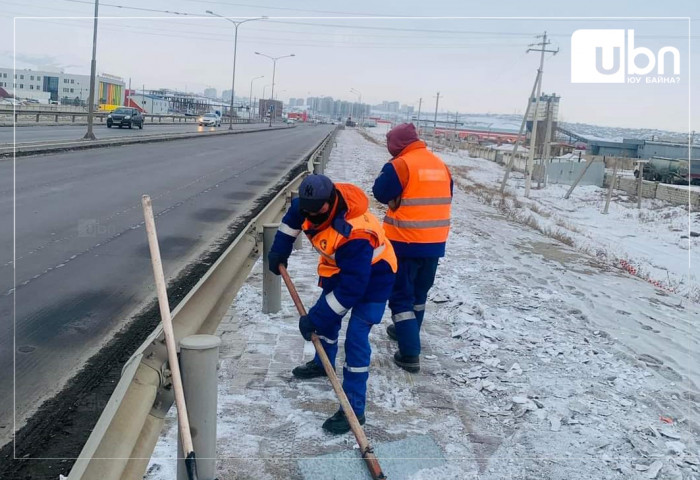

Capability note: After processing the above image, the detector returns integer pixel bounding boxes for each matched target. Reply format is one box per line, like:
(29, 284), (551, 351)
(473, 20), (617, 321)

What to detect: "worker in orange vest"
(372, 123), (453, 373)
(268, 174), (397, 433)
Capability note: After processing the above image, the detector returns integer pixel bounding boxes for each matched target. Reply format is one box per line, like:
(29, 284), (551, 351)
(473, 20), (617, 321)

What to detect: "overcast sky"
(1, 0), (698, 132)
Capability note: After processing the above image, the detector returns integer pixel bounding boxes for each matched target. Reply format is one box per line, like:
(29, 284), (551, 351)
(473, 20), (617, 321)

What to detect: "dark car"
(107, 107), (144, 129)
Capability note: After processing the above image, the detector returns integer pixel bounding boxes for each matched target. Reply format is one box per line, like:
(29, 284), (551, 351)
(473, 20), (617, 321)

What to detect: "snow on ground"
(145, 127), (700, 480)
(365, 124), (699, 301)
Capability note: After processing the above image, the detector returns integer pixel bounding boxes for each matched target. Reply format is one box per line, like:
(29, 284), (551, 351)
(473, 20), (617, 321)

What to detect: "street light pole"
(206, 11), (266, 130)
(350, 88), (362, 125)
(249, 75), (263, 121)
(255, 52), (295, 127)
(83, 0), (99, 140)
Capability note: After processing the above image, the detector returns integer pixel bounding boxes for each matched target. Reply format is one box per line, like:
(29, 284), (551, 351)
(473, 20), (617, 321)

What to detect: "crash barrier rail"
(66, 126), (339, 480)
(0, 108), (257, 124)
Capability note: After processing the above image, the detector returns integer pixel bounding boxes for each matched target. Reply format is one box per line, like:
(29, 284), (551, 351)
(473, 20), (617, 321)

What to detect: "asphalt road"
(0, 124), (333, 446)
(0, 121), (271, 145)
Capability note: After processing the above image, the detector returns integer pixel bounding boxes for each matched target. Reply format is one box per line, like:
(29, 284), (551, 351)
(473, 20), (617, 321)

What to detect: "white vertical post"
(177, 335), (220, 480)
(262, 224), (281, 313)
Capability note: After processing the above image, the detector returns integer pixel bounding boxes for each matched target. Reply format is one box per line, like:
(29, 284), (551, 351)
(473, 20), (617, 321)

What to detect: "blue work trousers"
(388, 257), (440, 356)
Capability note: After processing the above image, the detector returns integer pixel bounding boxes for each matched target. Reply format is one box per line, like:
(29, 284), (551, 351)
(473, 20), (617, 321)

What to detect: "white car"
(198, 113), (221, 127)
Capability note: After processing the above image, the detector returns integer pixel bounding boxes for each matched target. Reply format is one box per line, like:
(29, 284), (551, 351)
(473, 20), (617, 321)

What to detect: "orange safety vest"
(302, 184), (398, 278)
(383, 142), (452, 244)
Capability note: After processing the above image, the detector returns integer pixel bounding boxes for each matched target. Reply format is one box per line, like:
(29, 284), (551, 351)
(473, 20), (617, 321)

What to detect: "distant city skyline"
(1, 0), (698, 131)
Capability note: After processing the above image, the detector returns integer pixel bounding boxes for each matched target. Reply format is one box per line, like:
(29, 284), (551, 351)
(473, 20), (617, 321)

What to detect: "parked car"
(285, 118), (296, 124)
(198, 113), (221, 127)
(107, 107), (144, 129)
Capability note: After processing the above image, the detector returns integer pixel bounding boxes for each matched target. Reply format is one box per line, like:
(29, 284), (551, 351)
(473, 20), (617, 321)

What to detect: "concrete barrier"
(603, 175), (699, 207)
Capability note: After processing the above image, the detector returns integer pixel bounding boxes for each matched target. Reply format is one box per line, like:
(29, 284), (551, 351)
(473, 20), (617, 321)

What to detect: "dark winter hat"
(299, 174), (335, 213)
(386, 122), (420, 157)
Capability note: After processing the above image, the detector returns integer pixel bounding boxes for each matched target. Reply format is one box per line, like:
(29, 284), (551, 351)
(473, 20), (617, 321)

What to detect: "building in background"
(203, 87), (217, 99)
(124, 90), (169, 114)
(0, 67), (124, 107)
(259, 98), (283, 120)
(526, 93), (560, 152)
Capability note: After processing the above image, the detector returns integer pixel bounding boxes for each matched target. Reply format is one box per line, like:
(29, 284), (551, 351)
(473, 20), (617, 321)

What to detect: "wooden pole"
(500, 71), (539, 194)
(637, 161), (644, 209)
(602, 159), (618, 214)
(279, 265), (386, 480)
(142, 195), (199, 480)
(564, 156), (596, 199)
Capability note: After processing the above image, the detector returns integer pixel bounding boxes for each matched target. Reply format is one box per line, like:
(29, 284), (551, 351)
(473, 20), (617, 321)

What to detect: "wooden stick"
(279, 265), (387, 480)
(142, 195), (199, 480)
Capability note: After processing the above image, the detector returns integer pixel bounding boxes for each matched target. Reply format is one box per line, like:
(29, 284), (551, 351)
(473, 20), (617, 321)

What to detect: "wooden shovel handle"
(278, 265), (386, 480)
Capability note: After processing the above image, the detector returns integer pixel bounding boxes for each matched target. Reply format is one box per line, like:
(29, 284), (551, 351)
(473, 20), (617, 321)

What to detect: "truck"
(636, 157), (700, 185)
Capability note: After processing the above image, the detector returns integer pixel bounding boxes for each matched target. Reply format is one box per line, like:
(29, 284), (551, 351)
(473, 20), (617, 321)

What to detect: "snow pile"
(145, 128), (700, 480)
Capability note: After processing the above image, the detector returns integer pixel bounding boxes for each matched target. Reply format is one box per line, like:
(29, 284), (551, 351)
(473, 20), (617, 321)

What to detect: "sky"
(0, 0), (698, 132)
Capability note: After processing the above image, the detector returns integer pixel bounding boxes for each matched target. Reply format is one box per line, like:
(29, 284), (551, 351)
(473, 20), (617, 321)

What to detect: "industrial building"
(0, 67), (124, 107)
(585, 138), (697, 161)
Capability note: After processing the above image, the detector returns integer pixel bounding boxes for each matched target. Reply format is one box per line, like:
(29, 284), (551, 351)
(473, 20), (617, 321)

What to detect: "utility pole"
(524, 32), (558, 198)
(540, 97), (554, 188)
(416, 97), (422, 131)
(83, 0), (99, 140)
(453, 112), (459, 150)
(433, 92), (440, 147)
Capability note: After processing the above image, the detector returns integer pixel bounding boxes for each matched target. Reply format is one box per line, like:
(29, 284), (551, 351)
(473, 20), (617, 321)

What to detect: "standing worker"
(267, 174), (397, 434)
(372, 123), (453, 373)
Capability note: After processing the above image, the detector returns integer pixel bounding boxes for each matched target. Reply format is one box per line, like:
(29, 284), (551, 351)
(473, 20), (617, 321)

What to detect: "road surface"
(0, 124), (333, 446)
(0, 121), (274, 145)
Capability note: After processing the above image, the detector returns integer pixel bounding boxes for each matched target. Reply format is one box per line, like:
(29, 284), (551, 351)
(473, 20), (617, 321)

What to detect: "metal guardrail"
(67, 126), (339, 480)
(0, 108), (256, 125)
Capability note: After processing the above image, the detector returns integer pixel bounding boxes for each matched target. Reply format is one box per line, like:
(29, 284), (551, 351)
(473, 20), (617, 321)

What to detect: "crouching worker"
(268, 174), (397, 434)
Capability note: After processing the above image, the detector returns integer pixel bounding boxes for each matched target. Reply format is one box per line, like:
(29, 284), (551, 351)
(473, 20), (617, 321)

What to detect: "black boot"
(386, 323), (398, 341)
(292, 360), (327, 379)
(322, 409), (365, 435)
(393, 351), (420, 373)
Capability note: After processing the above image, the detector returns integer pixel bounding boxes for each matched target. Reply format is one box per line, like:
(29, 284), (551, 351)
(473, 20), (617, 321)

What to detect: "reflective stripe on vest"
(384, 148), (452, 244)
(307, 210), (398, 278)
(399, 197), (452, 206)
(383, 217), (451, 229)
(312, 243), (386, 262)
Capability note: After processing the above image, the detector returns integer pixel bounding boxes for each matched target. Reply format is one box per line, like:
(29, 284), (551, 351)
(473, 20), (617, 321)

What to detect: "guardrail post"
(55, 114), (58, 122)
(36, 113), (40, 122)
(72, 115), (76, 123)
(262, 224), (281, 314)
(290, 191), (302, 250)
(177, 334), (220, 480)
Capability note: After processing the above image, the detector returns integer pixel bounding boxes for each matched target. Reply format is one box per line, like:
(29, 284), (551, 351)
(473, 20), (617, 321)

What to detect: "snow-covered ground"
(365, 123), (699, 302)
(145, 127), (700, 480)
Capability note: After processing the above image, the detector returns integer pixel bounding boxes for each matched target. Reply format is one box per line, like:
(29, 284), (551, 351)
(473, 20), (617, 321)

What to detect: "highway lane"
(0, 124), (333, 445)
(0, 120), (274, 145)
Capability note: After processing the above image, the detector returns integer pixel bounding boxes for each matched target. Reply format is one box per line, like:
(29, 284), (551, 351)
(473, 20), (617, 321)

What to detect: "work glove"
(267, 251), (288, 276)
(298, 315), (315, 341)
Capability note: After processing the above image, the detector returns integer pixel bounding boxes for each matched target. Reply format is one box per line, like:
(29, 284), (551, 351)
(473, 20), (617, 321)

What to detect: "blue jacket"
(270, 197), (395, 330)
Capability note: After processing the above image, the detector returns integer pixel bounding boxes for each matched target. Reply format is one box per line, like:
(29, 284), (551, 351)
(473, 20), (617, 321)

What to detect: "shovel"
(279, 265), (387, 480)
(142, 195), (199, 480)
